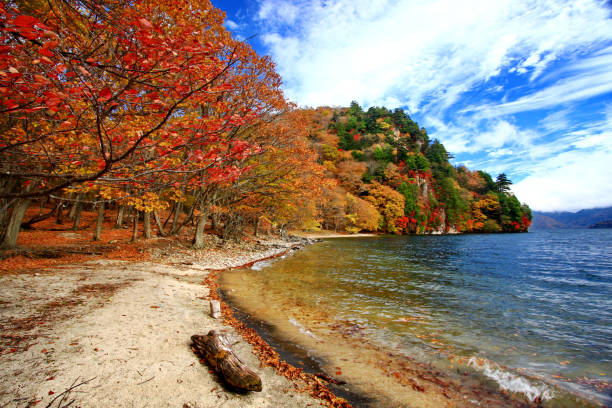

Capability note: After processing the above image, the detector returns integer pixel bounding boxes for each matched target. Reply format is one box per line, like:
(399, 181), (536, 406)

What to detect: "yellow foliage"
(323, 160), (337, 172)
(344, 193), (380, 233)
(364, 183), (404, 233)
(470, 193), (501, 231)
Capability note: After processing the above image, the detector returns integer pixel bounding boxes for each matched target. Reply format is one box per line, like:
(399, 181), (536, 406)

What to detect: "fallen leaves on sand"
(203, 269), (351, 408)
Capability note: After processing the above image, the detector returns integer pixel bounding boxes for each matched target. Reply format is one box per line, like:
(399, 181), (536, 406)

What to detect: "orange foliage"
(365, 183), (405, 233)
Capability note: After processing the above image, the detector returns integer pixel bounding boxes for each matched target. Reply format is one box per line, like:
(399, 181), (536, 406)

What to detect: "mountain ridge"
(531, 207), (612, 229)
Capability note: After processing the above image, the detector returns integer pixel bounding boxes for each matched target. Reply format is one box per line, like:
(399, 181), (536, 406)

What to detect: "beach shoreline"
(290, 231), (378, 239)
(0, 235), (332, 408)
(216, 238), (605, 408)
(1, 233), (603, 408)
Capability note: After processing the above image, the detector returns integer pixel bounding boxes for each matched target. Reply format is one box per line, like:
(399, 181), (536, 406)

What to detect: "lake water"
(220, 230), (611, 407)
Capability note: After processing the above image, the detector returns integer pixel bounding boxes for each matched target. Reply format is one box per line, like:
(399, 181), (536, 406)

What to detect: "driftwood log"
(191, 330), (262, 392)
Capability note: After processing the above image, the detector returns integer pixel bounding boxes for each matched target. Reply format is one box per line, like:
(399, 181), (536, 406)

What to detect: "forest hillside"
(296, 103), (532, 235)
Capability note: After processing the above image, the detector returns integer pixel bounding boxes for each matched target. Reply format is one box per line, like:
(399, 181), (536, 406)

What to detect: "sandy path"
(0, 258), (320, 407)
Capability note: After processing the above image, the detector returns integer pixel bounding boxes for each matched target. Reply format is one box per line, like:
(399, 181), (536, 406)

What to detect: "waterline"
(221, 231), (611, 407)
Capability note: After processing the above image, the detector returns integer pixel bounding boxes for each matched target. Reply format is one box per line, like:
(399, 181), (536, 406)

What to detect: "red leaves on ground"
(0, 207), (150, 275)
(203, 268), (351, 408)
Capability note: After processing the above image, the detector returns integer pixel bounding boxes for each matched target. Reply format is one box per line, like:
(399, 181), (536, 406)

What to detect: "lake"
(220, 230), (611, 407)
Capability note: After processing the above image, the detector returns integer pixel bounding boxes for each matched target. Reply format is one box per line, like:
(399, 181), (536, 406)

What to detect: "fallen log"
(191, 330), (262, 392)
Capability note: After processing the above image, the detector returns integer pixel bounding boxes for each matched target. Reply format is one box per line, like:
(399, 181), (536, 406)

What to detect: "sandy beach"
(0, 233), (575, 408)
(0, 237), (326, 408)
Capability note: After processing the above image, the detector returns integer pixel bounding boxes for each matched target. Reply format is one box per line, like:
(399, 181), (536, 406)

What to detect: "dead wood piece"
(191, 330), (262, 392)
(45, 376), (96, 408)
(209, 300), (221, 319)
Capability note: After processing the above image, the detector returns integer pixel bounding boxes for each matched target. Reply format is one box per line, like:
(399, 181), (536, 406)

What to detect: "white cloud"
(489, 117), (612, 211)
(489, 148), (515, 158)
(257, 0), (300, 25)
(439, 112), (612, 211)
(466, 56), (612, 118)
(474, 120), (538, 151)
(427, 119), (537, 155)
(512, 147), (612, 211)
(224, 19), (240, 30)
(256, 0), (612, 110)
(538, 109), (572, 133)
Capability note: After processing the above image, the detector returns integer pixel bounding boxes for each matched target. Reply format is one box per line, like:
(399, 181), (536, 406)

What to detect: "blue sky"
(212, 0), (612, 212)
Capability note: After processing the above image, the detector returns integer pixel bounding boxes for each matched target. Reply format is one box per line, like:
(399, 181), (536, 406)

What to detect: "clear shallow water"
(223, 230), (612, 406)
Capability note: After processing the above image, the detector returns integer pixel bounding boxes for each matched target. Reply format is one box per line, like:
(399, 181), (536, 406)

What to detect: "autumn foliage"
(0, 0), (320, 248)
(305, 103), (532, 234)
(0, 2), (530, 251)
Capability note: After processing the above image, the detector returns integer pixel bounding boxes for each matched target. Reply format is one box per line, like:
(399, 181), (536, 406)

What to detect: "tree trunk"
(115, 205), (125, 229)
(162, 205), (175, 230)
(191, 209), (208, 249)
(191, 330), (262, 392)
(174, 191), (201, 235)
(93, 202), (105, 241)
(210, 213), (217, 232)
(71, 199), (82, 231)
(170, 200), (183, 235)
(153, 210), (166, 237)
(0, 199), (16, 240)
(254, 217), (260, 237)
(1, 199), (31, 249)
(143, 211), (151, 239)
(56, 200), (65, 224)
(0, 179), (17, 227)
(131, 210), (139, 242)
(21, 200), (60, 230)
(68, 193), (82, 220)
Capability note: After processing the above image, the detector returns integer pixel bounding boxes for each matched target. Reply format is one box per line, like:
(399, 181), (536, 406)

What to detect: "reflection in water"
(220, 230), (612, 407)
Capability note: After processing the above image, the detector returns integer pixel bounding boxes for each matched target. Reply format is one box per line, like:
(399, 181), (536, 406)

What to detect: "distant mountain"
(589, 220), (612, 229)
(531, 207), (612, 229)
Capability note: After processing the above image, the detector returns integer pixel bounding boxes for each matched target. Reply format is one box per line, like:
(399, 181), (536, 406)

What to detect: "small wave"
(251, 259), (274, 271)
(288, 317), (320, 340)
(468, 357), (553, 401)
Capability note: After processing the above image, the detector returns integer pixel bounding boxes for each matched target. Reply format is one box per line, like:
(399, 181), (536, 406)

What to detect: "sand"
(0, 239), (322, 407)
(289, 231), (377, 239)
